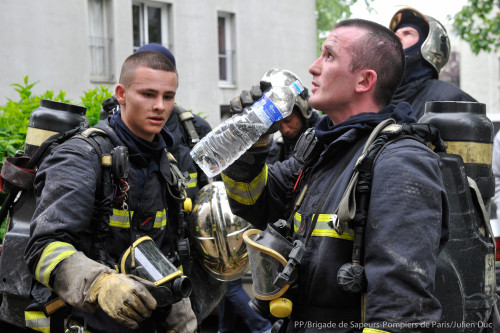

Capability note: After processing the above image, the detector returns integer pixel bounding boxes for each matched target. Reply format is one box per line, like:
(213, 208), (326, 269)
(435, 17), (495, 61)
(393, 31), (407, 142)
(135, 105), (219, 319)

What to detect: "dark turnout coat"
(24, 118), (183, 332)
(222, 103), (449, 332)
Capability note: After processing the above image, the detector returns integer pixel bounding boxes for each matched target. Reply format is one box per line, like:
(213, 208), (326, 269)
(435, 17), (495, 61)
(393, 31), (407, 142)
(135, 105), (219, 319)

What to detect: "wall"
(0, 0), (317, 127)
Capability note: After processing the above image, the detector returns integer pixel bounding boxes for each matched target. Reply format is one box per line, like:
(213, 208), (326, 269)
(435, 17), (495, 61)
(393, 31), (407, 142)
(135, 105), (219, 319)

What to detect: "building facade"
(0, 0), (317, 127)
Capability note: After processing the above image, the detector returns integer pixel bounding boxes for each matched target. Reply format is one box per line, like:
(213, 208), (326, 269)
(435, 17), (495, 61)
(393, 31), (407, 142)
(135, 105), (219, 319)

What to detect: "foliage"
(452, 0), (500, 54)
(0, 76), (71, 165)
(315, 0), (373, 55)
(79, 86), (113, 127)
(0, 77), (113, 239)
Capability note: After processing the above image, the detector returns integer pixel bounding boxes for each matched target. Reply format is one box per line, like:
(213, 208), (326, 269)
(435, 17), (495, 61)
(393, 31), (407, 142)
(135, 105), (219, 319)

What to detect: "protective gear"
(261, 69), (311, 119)
(188, 181), (250, 281)
(229, 84), (267, 115)
(89, 272), (157, 329)
(244, 221), (306, 319)
(222, 103), (448, 328)
(391, 74), (477, 119)
(120, 236), (192, 307)
(24, 117), (191, 332)
(243, 222), (304, 301)
(389, 7), (450, 76)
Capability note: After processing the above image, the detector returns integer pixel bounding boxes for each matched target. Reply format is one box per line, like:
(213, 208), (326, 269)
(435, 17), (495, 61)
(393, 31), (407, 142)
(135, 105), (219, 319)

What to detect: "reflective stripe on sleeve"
(35, 242), (77, 288)
(293, 213), (354, 240)
(187, 172), (197, 188)
(25, 311), (50, 333)
(25, 311), (91, 333)
(363, 329), (390, 333)
(221, 165), (268, 205)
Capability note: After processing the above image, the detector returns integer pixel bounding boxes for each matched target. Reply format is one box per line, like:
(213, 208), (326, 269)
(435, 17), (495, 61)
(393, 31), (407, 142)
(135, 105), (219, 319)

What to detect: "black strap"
(176, 106), (200, 148)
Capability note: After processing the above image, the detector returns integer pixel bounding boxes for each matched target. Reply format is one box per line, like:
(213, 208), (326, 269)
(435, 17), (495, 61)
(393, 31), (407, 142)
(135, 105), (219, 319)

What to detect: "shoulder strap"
(175, 105), (200, 148)
(333, 118), (397, 234)
(72, 128), (121, 266)
(334, 120), (447, 296)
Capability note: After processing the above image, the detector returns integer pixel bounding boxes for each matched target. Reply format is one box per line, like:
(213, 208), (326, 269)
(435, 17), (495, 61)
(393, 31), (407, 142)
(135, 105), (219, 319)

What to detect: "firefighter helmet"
(261, 69), (312, 119)
(389, 7), (450, 76)
(188, 182), (250, 281)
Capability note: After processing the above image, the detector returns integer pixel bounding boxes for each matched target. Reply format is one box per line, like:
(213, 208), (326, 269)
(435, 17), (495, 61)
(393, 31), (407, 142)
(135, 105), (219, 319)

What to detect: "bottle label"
(254, 94), (283, 126)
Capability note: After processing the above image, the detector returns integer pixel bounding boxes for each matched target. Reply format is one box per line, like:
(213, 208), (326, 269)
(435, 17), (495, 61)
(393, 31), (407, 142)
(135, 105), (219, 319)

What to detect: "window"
(132, 1), (171, 52)
(218, 12), (235, 85)
(88, 0), (113, 81)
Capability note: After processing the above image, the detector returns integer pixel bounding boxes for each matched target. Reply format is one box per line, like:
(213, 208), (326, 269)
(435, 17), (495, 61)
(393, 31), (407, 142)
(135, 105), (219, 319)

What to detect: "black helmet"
(389, 7), (450, 76)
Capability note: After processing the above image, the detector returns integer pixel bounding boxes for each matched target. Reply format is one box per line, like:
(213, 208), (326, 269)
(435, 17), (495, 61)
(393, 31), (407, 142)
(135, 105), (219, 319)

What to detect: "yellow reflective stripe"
(109, 208), (134, 228)
(35, 242), (76, 287)
(25, 311), (92, 333)
(363, 329), (390, 333)
(221, 165), (268, 205)
(25, 311), (50, 333)
(293, 213), (354, 240)
(25, 127), (59, 148)
(187, 172), (197, 188)
(154, 209), (167, 228)
(110, 209), (166, 228)
(445, 141), (492, 164)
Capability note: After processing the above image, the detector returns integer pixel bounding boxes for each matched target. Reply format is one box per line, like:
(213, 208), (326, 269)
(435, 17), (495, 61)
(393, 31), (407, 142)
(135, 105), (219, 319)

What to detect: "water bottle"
(190, 80), (304, 177)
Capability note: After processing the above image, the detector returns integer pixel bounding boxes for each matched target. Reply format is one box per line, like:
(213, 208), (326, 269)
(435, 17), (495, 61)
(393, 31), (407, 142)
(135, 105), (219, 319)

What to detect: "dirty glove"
(53, 251), (156, 329)
(89, 273), (157, 329)
(229, 80), (278, 146)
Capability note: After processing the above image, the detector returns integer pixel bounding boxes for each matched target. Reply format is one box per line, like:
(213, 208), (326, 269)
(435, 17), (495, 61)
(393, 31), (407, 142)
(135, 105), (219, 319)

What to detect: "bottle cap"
(269, 297), (293, 318)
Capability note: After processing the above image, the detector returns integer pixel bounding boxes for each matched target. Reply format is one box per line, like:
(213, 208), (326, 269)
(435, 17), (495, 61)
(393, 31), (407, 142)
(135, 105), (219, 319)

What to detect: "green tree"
(453, 0), (500, 54)
(316, 0), (373, 55)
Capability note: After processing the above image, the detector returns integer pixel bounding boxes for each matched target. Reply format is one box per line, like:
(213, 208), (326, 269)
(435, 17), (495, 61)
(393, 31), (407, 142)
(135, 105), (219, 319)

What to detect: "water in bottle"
(190, 81), (304, 177)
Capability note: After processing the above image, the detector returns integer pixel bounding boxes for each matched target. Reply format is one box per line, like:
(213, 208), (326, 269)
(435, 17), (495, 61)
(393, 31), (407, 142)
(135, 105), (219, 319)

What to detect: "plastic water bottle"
(190, 80), (304, 177)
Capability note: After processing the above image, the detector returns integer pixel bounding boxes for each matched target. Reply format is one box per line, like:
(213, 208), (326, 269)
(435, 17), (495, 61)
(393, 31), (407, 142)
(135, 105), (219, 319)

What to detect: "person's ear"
(356, 69), (377, 93)
(115, 84), (126, 106)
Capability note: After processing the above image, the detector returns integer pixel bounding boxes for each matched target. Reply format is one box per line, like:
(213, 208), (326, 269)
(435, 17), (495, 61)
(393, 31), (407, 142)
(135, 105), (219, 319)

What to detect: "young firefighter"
(24, 51), (197, 332)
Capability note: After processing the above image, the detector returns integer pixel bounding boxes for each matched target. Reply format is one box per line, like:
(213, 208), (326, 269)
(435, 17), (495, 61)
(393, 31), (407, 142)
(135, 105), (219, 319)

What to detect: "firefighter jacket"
(165, 105), (213, 200)
(391, 74), (477, 120)
(24, 117), (184, 332)
(222, 103), (449, 333)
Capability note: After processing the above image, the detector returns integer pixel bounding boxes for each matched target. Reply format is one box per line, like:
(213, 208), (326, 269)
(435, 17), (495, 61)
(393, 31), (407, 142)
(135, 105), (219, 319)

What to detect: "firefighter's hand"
(229, 81), (278, 137)
(89, 273), (157, 329)
(229, 81), (272, 114)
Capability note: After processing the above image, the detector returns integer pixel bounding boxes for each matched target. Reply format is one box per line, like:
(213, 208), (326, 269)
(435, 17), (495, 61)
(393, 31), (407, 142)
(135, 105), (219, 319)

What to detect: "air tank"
(420, 101), (494, 200)
(0, 100), (88, 328)
(420, 101), (496, 332)
(24, 99), (88, 157)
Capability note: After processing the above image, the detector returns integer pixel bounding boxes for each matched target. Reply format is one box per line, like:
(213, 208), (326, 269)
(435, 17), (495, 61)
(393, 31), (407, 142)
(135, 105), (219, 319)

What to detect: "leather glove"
(89, 272), (157, 329)
(229, 80), (278, 142)
(229, 81), (270, 114)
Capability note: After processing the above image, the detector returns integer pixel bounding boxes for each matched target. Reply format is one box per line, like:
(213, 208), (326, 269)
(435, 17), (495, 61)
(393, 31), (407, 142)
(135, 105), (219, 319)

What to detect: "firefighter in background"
(24, 51), (197, 332)
(262, 69), (321, 165)
(389, 7), (477, 119)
